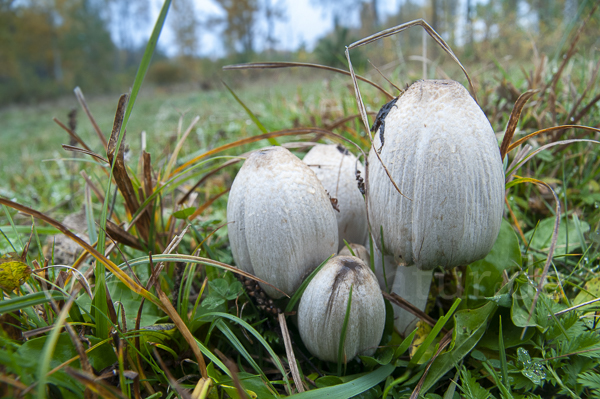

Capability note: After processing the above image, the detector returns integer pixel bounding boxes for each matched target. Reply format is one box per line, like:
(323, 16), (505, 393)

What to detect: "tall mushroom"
(367, 80), (505, 335)
(303, 144), (367, 250)
(227, 146), (339, 299)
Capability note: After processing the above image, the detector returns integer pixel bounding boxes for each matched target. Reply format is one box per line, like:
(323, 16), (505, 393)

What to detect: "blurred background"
(1, 0), (598, 106)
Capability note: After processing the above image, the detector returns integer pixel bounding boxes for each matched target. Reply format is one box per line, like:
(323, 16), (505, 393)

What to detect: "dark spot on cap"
(336, 144), (350, 155)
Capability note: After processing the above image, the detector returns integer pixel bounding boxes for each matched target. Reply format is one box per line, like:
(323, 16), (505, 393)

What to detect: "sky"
(144, 0), (404, 58)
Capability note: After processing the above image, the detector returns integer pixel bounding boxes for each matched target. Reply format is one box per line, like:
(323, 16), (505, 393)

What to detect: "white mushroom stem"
(391, 266), (433, 336)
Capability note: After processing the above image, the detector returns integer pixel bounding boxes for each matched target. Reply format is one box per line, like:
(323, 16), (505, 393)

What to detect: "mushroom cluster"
(226, 78), (504, 362)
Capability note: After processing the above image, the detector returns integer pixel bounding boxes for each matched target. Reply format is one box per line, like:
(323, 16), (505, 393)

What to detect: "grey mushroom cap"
(367, 80), (505, 271)
(303, 144), (368, 250)
(227, 146), (339, 299)
(298, 255), (385, 363)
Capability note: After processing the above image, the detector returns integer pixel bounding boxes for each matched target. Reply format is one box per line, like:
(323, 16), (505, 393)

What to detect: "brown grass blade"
(178, 159), (240, 206)
(0, 197), (164, 308)
(539, 3), (598, 101)
(107, 94), (151, 241)
(156, 288), (208, 380)
(507, 125), (600, 152)
(345, 48), (410, 201)
(66, 368), (125, 399)
(347, 19), (477, 102)
(223, 62), (394, 100)
(499, 90), (538, 160)
(164, 115), (200, 179)
(74, 87), (108, 149)
(105, 220), (144, 250)
(189, 188), (230, 221)
(214, 349), (249, 399)
(383, 292), (442, 332)
(278, 314), (305, 393)
(53, 117), (94, 153)
(510, 177), (560, 330)
(169, 128), (367, 179)
(143, 151), (154, 198)
(410, 329), (453, 399)
(62, 145), (109, 164)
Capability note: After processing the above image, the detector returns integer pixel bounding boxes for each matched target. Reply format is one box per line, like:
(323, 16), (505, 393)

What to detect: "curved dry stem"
(507, 125), (600, 152)
(500, 90), (538, 160)
(0, 197), (163, 310)
(510, 177), (560, 329)
(507, 138), (600, 181)
(344, 48), (410, 202)
(223, 62), (394, 100)
(347, 18), (477, 102)
(169, 128), (367, 180)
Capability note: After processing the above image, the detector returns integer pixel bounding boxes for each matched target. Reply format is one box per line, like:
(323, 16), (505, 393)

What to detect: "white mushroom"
(298, 255), (385, 363)
(303, 144), (367, 250)
(227, 146), (339, 299)
(367, 80), (505, 335)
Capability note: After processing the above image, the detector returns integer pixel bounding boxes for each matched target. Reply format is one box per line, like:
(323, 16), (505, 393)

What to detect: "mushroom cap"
(367, 80), (505, 271)
(227, 146), (339, 298)
(303, 144), (367, 250)
(338, 243), (370, 265)
(298, 255), (385, 363)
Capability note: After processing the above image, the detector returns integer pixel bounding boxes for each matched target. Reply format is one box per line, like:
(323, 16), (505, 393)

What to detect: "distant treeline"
(0, 0), (597, 106)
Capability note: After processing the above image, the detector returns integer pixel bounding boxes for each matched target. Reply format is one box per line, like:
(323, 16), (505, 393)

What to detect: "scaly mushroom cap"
(303, 144), (367, 250)
(298, 255), (385, 363)
(367, 80), (505, 271)
(227, 146), (339, 298)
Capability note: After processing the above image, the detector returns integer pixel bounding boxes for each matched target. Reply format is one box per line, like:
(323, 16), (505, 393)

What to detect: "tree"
(212, 0), (259, 55)
(169, 0), (199, 57)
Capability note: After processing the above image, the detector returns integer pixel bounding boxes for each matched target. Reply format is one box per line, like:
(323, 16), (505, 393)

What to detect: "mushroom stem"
(391, 266), (433, 336)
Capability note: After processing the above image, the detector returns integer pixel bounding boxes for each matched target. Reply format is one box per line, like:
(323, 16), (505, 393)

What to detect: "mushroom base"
(391, 266), (434, 336)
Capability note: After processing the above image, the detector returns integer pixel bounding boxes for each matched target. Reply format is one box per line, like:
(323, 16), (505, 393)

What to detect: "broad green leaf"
(574, 276), (600, 305)
(420, 301), (498, 394)
(466, 220), (521, 308)
(524, 217), (590, 258)
(287, 363), (395, 398)
(172, 206), (196, 219)
(479, 307), (535, 350)
(78, 281), (162, 329)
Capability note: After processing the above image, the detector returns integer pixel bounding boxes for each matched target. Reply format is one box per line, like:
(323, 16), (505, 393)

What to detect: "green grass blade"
(337, 284), (353, 376)
(195, 337), (232, 378)
(409, 298), (461, 367)
(498, 315), (510, 394)
(36, 298), (75, 399)
(343, 240), (356, 256)
(215, 319), (272, 388)
(285, 255), (333, 313)
(222, 81), (279, 145)
(288, 363), (395, 398)
(0, 291), (67, 314)
(201, 311), (292, 393)
(2, 205), (24, 252)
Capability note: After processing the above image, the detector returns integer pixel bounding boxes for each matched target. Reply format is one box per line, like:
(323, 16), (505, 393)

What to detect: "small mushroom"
(367, 80), (505, 334)
(227, 146), (339, 299)
(298, 255), (385, 363)
(303, 144), (367, 250)
(338, 243), (369, 264)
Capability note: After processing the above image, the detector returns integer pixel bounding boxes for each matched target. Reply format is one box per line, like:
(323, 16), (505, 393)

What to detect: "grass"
(1, 4), (600, 398)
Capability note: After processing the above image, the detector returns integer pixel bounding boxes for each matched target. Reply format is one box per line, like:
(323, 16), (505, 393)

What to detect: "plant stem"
(390, 266), (433, 335)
